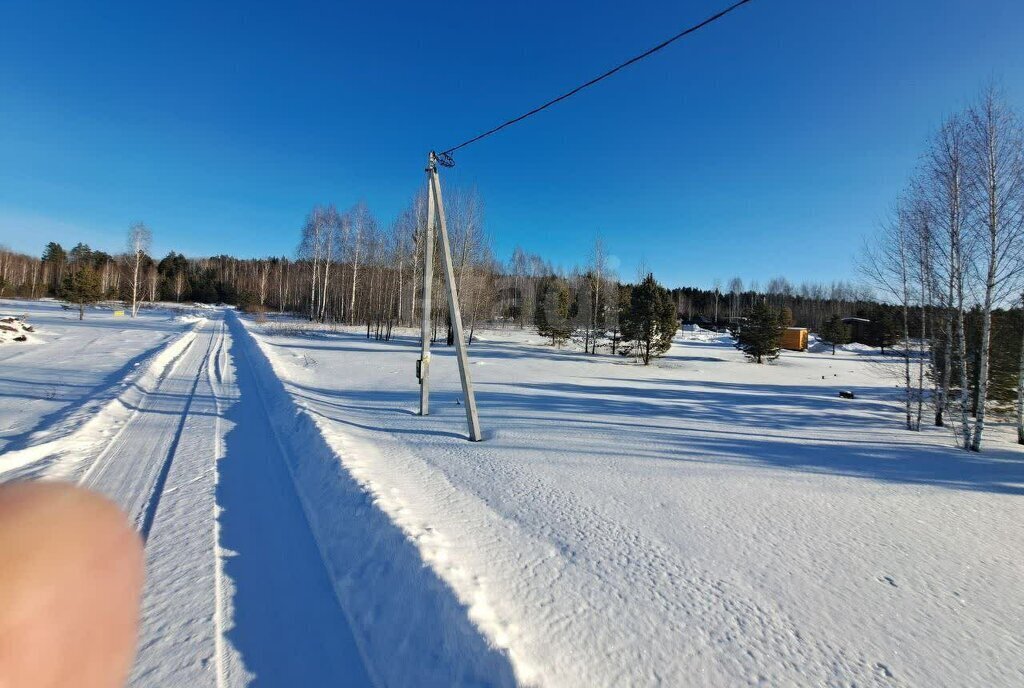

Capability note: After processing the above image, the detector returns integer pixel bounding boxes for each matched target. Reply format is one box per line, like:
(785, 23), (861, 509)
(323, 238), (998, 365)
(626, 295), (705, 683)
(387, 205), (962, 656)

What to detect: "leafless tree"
(965, 86), (1024, 451)
(924, 113), (973, 441)
(1018, 290), (1024, 445)
(125, 222), (152, 317)
(862, 199), (917, 430)
(348, 202), (371, 324)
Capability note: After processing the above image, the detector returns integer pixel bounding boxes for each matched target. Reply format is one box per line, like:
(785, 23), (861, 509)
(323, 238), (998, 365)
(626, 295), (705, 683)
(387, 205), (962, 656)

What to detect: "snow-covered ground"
(1, 301), (1022, 687)
(248, 318), (1024, 687)
(1, 304), (373, 686)
(0, 300), (197, 460)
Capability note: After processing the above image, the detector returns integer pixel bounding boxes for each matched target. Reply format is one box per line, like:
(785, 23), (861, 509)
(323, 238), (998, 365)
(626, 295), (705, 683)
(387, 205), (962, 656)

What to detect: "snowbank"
(0, 320), (203, 480)
(231, 313), (518, 687)
(0, 315), (35, 344)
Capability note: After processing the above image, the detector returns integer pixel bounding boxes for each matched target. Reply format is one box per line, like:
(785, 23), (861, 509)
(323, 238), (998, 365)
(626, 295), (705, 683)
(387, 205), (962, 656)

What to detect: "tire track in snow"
(0, 321), (203, 481)
(208, 318), (230, 688)
(135, 322), (219, 540)
(126, 315), (226, 687)
(1, 312), (192, 436)
(17, 310), (374, 685)
(79, 317), (217, 527)
(71, 330), (199, 486)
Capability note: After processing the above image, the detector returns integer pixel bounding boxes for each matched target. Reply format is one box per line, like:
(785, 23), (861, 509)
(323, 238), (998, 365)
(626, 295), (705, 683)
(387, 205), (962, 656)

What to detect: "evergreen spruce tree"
(868, 308), (900, 354)
(61, 264), (103, 320)
(620, 273), (678, 365)
(734, 301), (784, 363)
(41, 241), (67, 294)
(780, 305), (795, 329)
(610, 284), (631, 355)
(535, 276), (573, 346)
(818, 314), (850, 355)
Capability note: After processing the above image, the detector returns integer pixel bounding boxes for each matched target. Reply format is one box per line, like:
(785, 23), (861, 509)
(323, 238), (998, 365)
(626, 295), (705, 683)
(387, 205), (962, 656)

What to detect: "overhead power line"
(437, 0), (756, 162)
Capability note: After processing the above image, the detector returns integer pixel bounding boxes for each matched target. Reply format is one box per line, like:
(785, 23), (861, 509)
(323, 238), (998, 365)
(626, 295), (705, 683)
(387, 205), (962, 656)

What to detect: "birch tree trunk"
(349, 225), (361, 324)
(1017, 291), (1024, 444)
(967, 88), (1024, 451)
(126, 223), (151, 318)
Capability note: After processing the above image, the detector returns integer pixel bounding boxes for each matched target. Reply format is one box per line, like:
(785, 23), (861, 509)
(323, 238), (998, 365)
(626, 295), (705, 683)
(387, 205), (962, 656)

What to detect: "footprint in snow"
(875, 662), (894, 679)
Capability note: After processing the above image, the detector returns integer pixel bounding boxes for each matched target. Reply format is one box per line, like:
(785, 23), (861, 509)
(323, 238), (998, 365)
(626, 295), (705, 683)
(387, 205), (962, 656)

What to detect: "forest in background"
(2, 89), (1023, 450)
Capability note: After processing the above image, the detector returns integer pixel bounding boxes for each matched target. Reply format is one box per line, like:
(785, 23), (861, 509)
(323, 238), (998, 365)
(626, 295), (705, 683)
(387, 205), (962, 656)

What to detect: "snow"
(246, 319), (1024, 687)
(0, 300), (195, 461)
(0, 314), (36, 344)
(1, 307), (374, 686)
(2, 301), (1022, 686)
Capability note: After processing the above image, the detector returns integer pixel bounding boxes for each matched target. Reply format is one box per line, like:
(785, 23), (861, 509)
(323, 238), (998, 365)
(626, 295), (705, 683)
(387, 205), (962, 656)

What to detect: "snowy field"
(1, 299), (1022, 687)
(0, 300), (200, 466)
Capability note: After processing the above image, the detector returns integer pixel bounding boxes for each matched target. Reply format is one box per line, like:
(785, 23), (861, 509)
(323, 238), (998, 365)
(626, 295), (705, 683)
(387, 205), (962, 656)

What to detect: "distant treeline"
(1, 238), (883, 342)
(1, 163), (1019, 445)
(0, 188), (887, 344)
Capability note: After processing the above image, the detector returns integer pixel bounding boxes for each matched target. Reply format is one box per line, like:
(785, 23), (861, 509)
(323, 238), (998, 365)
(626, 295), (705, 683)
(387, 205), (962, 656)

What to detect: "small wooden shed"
(781, 327), (808, 351)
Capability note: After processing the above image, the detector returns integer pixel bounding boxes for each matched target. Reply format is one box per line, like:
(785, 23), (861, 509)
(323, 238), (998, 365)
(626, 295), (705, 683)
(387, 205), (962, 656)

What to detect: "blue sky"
(2, 0), (1023, 289)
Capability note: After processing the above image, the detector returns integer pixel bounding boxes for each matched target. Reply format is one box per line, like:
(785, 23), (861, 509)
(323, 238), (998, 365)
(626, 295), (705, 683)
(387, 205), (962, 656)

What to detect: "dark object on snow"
(13, 335), (27, 342)
(839, 391), (856, 399)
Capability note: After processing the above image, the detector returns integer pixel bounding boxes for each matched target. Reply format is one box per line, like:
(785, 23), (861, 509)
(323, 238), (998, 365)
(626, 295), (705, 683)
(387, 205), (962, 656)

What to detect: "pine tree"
(620, 273), (678, 365)
(610, 284), (631, 355)
(61, 265), (103, 320)
(41, 241), (67, 294)
(818, 315), (850, 355)
(734, 301), (784, 363)
(535, 276), (573, 346)
(780, 305), (795, 329)
(868, 308), (900, 354)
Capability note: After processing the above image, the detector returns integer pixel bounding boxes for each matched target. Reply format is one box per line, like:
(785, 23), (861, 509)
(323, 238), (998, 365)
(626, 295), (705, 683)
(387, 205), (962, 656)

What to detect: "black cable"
(439, 0), (756, 159)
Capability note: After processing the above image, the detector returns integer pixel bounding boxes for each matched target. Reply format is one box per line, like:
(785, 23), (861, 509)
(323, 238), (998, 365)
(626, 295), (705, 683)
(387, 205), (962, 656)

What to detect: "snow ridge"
(0, 319), (204, 481)
(229, 312), (518, 687)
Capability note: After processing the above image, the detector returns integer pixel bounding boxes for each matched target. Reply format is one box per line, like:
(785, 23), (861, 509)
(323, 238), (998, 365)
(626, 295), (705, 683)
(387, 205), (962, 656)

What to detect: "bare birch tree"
(1018, 290), (1024, 445)
(925, 114), (973, 438)
(348, 202), (370, 324)
(125, 222), (152, 317)
(862, 199), (917, 430)
(965, 87), (1024, 451)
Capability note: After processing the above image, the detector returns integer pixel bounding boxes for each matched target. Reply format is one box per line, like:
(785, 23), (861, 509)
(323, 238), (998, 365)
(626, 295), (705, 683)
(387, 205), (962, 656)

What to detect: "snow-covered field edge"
(0, 319), (204, 481)
(230, 312), (520, 688)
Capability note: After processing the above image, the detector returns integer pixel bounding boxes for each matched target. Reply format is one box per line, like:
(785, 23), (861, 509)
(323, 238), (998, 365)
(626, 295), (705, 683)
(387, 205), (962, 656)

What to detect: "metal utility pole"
(416, 152), (482, 441)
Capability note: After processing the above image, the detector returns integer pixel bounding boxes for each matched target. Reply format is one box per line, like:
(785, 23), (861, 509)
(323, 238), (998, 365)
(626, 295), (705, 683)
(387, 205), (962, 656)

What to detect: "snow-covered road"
(2, 307), (373, 686)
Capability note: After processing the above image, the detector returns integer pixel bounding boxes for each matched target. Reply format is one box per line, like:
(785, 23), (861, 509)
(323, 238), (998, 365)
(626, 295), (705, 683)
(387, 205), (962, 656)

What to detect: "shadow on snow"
(218, 312), (517, 687)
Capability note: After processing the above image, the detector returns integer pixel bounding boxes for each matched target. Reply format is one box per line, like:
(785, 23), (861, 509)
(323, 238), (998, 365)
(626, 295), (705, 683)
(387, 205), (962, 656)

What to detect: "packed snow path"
(21, 311), (373, 686)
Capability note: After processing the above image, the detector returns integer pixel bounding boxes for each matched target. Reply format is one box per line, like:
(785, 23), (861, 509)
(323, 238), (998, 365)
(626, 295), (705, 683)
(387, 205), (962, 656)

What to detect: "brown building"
(781, 327), (808, 351)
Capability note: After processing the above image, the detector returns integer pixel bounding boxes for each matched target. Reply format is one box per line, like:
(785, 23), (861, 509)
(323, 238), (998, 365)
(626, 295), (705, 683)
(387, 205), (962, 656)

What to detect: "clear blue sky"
(2, 0), (1023, 289)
